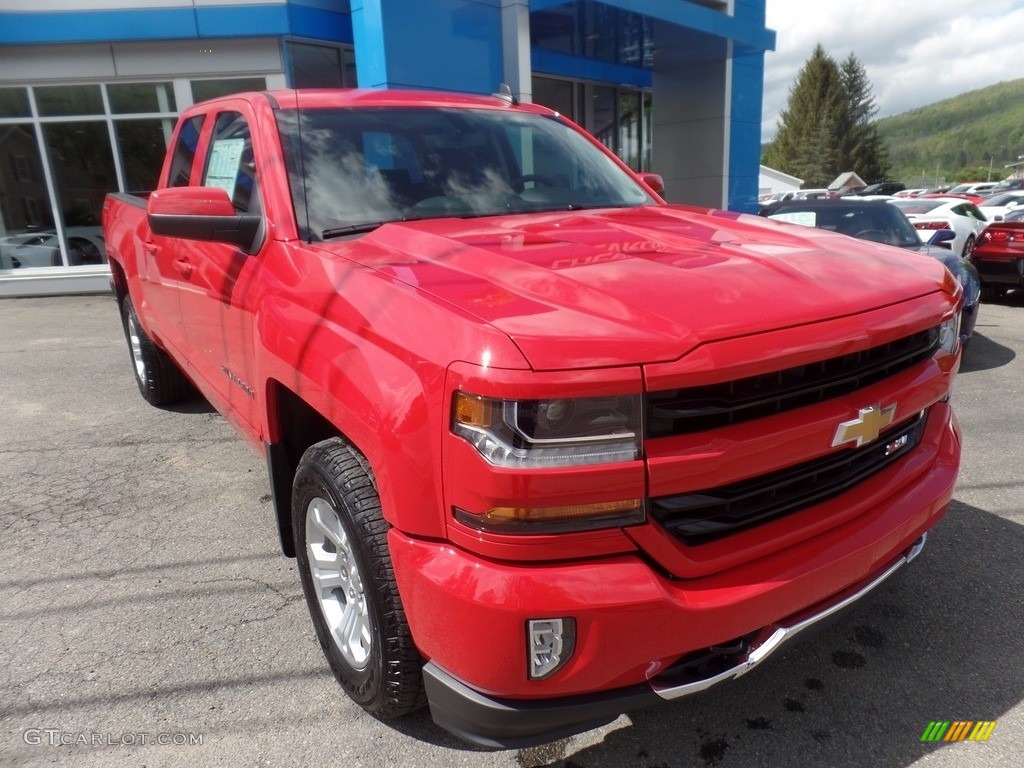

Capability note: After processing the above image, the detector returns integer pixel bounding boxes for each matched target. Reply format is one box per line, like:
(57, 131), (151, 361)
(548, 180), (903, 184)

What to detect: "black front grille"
(646, 328), (938, 437)
(650, 412), (927, 545)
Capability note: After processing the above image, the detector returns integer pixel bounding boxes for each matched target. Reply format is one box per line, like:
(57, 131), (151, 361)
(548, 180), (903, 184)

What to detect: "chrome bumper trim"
(651, 533), (927, 700)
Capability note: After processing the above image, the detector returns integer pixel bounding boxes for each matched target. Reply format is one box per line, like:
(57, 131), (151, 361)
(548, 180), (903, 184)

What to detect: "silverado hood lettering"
(320, 206), (954, 371)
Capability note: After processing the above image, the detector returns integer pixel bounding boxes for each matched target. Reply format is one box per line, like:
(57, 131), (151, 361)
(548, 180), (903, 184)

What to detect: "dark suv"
(760, 198), (978, 344)
(849, 182), (906, 196)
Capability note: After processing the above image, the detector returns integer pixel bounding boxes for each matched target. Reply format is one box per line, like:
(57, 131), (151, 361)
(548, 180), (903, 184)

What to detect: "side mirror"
(148, 187), (261, 253)
(927, 229), (957, 248)
(638, 172), (665, 195)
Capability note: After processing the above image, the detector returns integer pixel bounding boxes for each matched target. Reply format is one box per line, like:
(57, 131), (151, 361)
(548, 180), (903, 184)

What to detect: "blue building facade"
(0, 1), (775, 295)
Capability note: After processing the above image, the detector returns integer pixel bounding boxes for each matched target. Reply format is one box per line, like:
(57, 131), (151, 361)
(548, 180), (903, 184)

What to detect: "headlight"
(452, 392), (641, 468)
(938, 312), (961, 354)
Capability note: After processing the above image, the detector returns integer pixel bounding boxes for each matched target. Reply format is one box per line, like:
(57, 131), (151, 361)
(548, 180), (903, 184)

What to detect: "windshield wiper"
(321, 220), (396, 239)
(322, 215), (440, 239)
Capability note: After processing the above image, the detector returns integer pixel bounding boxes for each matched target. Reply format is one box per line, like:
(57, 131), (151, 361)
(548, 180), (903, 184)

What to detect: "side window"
(202, 111), (260, 214)
(167, 116), (205, 188)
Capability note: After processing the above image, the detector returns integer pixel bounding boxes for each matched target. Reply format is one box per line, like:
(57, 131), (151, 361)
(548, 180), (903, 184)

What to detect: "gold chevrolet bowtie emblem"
(832, 404), (897, 448)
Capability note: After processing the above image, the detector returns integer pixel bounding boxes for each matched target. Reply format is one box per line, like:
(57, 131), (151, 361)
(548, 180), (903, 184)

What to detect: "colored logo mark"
(921, 721), (997, 742)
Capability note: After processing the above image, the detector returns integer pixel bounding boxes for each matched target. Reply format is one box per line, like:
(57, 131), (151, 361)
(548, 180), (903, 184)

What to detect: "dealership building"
(0, 0), (775, 296)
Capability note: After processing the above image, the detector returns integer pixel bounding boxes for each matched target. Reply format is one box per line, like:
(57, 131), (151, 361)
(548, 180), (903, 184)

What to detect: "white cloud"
(762, 0), (1024, 140)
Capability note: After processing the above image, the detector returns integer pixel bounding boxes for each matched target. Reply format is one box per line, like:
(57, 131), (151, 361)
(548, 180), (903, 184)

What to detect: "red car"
(971, 210), (1024, 300)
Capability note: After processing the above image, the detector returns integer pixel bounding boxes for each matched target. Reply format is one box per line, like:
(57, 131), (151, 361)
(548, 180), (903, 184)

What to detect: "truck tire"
(292, 439), (426, 718)
(120, 296), (192, 405)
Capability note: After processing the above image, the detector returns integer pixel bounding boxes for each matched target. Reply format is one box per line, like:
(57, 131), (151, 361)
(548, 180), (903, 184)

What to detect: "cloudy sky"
(762, 0), (1024, 140)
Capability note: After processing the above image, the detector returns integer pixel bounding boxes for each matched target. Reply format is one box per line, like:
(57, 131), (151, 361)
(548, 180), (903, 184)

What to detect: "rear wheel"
(120, 295), (191, 405)
(962, 235), (976, 259)
(292, 439), (425, 718)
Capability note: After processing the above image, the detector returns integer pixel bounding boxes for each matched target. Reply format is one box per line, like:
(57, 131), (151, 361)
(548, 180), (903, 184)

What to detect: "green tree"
(763, 45), (843, 187)
(954, 166), (993, 183)
(838, 54), (892, 182)
(764, 46), (892, 186)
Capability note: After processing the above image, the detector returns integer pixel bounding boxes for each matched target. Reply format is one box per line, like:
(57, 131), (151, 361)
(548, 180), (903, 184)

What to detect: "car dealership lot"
(1, 294), (1021, 768)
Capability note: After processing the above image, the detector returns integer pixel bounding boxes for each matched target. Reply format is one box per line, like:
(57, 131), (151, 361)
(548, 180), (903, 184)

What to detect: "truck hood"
(323, 205), (954, 371)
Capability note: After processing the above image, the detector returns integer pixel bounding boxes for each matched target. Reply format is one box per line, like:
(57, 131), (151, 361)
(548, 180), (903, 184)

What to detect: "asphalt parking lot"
(1, 292), (1022, 768)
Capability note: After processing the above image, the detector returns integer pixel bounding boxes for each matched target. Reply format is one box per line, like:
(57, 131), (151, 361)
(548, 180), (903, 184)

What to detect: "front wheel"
(962, 235), (976, 259)
(292, 439), (425, 718)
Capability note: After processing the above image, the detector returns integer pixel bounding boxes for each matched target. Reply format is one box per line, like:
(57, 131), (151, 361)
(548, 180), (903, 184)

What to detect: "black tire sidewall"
(121, 296), (150, 397)
(292, 457), (388, 709)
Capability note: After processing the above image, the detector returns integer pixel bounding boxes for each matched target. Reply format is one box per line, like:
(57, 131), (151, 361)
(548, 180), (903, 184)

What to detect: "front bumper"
(973, 255), (1024, 287)
(422, 535), (926, 749)
(389, 404), (959, 748)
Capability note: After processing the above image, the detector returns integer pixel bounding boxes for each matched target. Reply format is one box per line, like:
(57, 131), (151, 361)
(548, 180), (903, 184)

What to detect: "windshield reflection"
(275, 107), (652, 240)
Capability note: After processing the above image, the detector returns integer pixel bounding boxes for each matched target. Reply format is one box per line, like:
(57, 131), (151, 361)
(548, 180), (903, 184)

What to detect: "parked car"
(101, 88), (966, 748)
(888, 197), (988, 258)
(970, 212), (1024, 301)
(947, 182), (998, 196)
(983, 178), (1024, 195)
(848, 182), (906, 196)
(893, 188), (928, 198)
(978, 190), (1024, 221)
(0, 227), (106, 269)
(793, 188), (830, 199)
(760, 198), (979, 344)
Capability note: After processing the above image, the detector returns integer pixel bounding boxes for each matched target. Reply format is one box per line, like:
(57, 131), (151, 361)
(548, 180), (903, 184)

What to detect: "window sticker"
(768, 211), (817, 227)
(205, 138), (245, 198)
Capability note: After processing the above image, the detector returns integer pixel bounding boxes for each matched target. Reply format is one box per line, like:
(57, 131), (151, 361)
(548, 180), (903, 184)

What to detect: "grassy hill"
(876, 78), (1024, 186)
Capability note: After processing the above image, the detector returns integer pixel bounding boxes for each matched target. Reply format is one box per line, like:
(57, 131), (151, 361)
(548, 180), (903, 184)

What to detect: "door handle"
(172, 257), (194, 278)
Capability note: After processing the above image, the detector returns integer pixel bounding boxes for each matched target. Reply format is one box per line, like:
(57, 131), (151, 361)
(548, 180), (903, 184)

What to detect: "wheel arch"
(109, 257), (128, 310)
(265, 381), (346, 558)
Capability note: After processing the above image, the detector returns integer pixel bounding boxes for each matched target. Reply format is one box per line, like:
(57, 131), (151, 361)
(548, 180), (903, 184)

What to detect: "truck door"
(176, 106), (265, 438)
(140, 114), (206, 358)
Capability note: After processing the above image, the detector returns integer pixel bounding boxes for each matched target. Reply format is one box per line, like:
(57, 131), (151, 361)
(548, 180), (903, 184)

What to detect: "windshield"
(275, 107), (654, 239)
(890, 199), (943, 215)
(980, 192), (1024, 207)
(767, 203), (922, 248)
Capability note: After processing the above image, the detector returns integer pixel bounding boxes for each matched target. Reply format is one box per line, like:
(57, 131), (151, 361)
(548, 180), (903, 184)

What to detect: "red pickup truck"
(103, 89), (963, 748)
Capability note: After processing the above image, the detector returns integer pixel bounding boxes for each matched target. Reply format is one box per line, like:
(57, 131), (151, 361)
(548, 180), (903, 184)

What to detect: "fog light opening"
(528, 617), (576, 680)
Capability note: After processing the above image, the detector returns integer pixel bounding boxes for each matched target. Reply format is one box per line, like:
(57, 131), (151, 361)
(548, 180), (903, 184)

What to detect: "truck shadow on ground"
(396, 499), (1023, 767)
(960, 329), (1015, 373)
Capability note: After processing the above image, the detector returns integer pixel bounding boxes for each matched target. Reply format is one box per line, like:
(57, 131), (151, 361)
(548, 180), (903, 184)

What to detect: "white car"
(978, 190), (1024, 222)
(0, 228), (105, 269)
(792, 188), (830, 200)
(946, 182), (998, 196)
(888, 197), (988, 258)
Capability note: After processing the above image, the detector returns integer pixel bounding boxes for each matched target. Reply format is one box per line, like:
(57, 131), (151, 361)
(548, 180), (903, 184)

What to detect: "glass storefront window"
(532, 77), (651, 172)
(108, 82), (176, 115)
(35, 85), (105, 117)
(42, 122), (116, 265)
(191, 78), (267, 104)
(618, 91), (640, 171)
(592, 86), (615, 153)
(531, 1), (654, 69)
(1, 74), (274, 273)
(290, 43), (344, 88)
(533, 78), (575, 119)
(643, 92), (653, 172)
(343, 48), (358, 88)
(0, 125), (57, 270)
(0, 88), (31, 118)
(116, 119), (174, 192)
